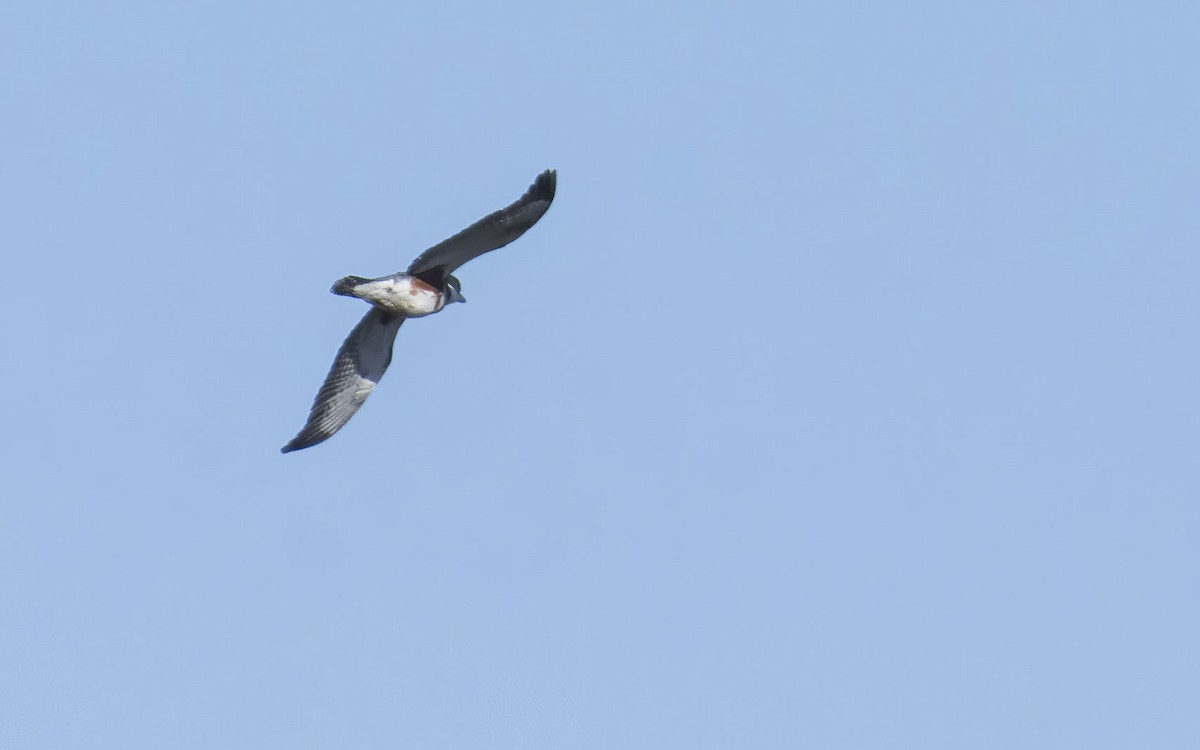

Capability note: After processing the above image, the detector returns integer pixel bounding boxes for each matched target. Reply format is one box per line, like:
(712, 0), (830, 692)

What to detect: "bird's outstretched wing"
(281, 308), (404, 453)
(406, 169), (556, 281)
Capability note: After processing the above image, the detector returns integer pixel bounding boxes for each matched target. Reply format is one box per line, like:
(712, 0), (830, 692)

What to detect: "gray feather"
(281, 309), (404, 453)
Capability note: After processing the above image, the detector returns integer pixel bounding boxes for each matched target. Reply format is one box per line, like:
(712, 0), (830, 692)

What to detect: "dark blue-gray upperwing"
(405, 169), (556, 282)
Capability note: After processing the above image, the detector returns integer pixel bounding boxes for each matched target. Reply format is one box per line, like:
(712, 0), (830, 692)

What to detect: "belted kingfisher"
(282, 169), (557, 453)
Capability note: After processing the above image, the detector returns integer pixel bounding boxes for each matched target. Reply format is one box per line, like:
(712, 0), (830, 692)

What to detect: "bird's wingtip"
(282, 430), (331, 454)
(533, 169), (556, 202)
(280, 435), (312, 453)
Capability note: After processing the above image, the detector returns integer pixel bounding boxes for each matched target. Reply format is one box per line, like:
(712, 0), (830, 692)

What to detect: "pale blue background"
(3, 2), (1198, 747)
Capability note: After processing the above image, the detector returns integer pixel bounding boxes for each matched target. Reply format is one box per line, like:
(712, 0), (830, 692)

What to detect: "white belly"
(354, 276), (445, 317)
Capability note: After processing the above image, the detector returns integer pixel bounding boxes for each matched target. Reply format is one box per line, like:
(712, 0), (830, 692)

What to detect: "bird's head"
(445, 275), (466, 304)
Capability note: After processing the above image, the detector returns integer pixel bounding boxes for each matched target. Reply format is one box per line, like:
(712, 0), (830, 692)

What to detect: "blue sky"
(3, 1), (1199, 747)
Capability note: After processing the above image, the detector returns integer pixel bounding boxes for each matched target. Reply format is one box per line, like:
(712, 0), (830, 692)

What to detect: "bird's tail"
(331, 276), (371, 297)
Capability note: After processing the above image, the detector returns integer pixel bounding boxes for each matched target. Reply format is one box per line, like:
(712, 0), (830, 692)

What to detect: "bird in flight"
(281, 169), (557, 453)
